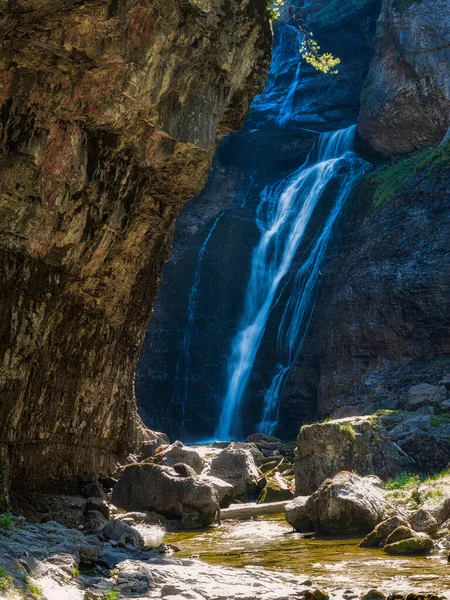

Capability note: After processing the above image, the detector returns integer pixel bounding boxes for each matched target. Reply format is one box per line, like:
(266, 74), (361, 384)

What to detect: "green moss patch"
(364, 140), (450, 208)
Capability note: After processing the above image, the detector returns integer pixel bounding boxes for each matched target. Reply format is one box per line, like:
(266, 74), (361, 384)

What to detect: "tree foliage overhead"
(266, 0), (341, 74)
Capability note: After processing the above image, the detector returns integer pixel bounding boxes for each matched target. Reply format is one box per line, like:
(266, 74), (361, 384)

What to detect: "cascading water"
(170, 173), (257, 435)
(216, 126), (370, 440)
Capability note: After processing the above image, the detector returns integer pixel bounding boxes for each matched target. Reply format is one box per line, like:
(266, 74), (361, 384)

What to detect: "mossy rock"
(384, 532), (433, 555)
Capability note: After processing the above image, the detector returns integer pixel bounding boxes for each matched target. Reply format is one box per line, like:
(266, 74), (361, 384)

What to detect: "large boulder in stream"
(305, 472), (386, 535)
(209, 445), (259, 498)
(360, 515), (410, 548)
(111, 463), (219, 528)
(294, 416), (410, 495)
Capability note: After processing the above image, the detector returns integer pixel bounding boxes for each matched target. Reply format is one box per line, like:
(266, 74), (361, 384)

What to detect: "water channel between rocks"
(163, 516), (450, 595)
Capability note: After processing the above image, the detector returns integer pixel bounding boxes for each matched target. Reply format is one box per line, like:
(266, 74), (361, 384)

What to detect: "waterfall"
(216, 125), (370, 440)
(252, 24), (303, 120)
(170, 174), (256, 435)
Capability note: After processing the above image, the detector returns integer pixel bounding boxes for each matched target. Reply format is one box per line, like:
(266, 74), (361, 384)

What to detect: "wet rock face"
(296, 154), (450, 421)
(358, 0), (450, 154)
(0, 0), (271, 495)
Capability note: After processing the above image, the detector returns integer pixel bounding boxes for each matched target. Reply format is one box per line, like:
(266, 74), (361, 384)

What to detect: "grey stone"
(409, 508), (438, 534)
(294, 416), (409, 495)
(305, 472), (386, 535)
(407, 383), (447, 410)
(285, 496), (314, 533)
(360, 515), (410, 548)
(209, 445), (259, 498)
(384, 532), (434, 555)
(111, 463), (218, 526)
(102, 519), (144, 547)
(201, 475), (235, 508)
(154, 441), (205, 474)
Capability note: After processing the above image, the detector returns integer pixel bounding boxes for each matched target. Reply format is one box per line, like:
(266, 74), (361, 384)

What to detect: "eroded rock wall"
(0, 0), (271, 497)
(358, 0), (450, 154)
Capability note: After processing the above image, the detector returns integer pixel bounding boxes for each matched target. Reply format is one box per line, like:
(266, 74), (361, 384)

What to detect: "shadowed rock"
(112, 463), (218, 527)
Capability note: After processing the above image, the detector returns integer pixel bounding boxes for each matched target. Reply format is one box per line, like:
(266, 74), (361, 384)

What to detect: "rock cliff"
(299, 140), (450, 420)
(0, 0), (271, 500)
(358, 0), (450, 154)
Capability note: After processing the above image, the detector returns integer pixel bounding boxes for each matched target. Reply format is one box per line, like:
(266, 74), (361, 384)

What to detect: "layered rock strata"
(0, 0), (271, 499)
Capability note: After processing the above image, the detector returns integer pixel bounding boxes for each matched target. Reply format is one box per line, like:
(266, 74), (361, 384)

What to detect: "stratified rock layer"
(0, 0), (271, 496)
(358, 0), (450, 154)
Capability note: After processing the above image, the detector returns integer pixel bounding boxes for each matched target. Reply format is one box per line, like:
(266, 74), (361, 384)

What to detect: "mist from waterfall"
(216, 126), (370, 440)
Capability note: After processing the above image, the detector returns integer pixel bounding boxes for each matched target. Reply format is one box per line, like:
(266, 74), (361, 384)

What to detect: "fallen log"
(218, 500), (289, 521)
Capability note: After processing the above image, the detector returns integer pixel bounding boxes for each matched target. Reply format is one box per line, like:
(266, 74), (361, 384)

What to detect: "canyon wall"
(137, 0), (382, 440)
(358, 0), (450, 154)
(288, 0), (450, 420)
(0, 0), (271, 500)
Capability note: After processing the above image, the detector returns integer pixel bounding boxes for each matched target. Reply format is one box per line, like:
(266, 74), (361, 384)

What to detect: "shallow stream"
(165, 516), (450, 595)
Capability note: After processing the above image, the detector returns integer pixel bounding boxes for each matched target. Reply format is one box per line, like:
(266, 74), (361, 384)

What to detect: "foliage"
(365, 140), (450, 207)
(339, 423), (356, 442)
(300, 37), (340, 74)
(265, 0), (284, 19)
(23, 578), (44, 600)
(384, 472), (419, 490)
(103, 590), (120, 600)
(72, 567), (80, 577)
(0, 512), (14, 531)
(430, 415), (450, 428)
(268, 0), (341, 74)
(0, 567), (12, 591)
(79, 560), (97, 575)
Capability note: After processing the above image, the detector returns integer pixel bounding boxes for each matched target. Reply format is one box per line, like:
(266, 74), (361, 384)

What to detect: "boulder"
(294, 416), (410, 495)
(86, 497), (110, 520)
(111, 463), (218, 527)
(209, 446), (259, 498)
(154, 441), (204, 474)
(246, 433), (286, 458)
(384, 532), (434, 556)
(385, 525), (415, 546)
(201, 475), (235, 508)
(360, 515), (410, 548)
(102, 519), (144, 548)
(407, 383), (447, 410)
(305, 472), (386, 535)
(232, 442), (265, 466)
(384, 413), (450, 473)
(258, 472), (294, 504)
(285, 496), (314, 533)
(409, 508), (438, 534)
